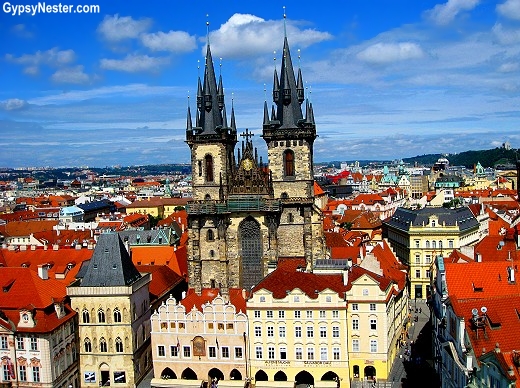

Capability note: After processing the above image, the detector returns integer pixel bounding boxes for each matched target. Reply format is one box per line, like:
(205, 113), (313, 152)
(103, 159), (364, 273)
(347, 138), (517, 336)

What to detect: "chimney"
(37, 264), (49, 280)
(181, 291), (186, 299)
(508, 266), (515, 283)
(242, 288), (247, 299)
(53, 244), (59, 251)
(342, 268), (349, 286)
(495, 343), (501, 353)
(476, 253), (482, 262)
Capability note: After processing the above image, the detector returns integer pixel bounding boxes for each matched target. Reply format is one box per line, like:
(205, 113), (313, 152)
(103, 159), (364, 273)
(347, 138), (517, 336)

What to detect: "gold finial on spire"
(264, 83), (267, 101)
(283, 6), (287, 37)
(206, 14), (210, 45)
(298, 48), (301, 66)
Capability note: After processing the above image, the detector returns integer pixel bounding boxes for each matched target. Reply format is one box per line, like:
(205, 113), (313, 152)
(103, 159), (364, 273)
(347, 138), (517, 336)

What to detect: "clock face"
(241, 158), (253, 171)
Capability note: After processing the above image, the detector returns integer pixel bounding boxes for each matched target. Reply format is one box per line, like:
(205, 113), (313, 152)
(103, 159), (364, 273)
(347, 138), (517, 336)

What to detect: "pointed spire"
(263, 101), (270, 125)
(273, 67), (280, 103)
(187, 96), (193, 131)
(308, 101), (315, 124)
(222, 104), (228, 128)
(230, 95), (236, 132)
(271, 105), (276, 121)
(283, 6), (287, 38)
(217, 58), (224, 111)
(197, 76), (203, 110)
(296, 66), (304, 104)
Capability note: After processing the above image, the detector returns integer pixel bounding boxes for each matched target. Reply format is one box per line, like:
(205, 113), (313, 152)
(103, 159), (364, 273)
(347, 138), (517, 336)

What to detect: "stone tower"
(185, 31), (324, 297)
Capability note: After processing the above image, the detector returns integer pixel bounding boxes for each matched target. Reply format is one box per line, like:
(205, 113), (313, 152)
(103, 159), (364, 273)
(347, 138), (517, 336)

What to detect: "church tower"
(186, 42), (237, 201)
(262, 15), (323, 266)
(185, 17), (325, 297)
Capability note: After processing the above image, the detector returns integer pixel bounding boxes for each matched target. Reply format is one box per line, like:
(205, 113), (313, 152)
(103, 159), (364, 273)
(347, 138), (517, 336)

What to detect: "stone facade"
(185, 35), (325, 295)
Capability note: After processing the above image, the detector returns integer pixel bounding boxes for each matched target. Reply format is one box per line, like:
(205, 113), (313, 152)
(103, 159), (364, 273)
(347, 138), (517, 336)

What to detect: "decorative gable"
(18, 308), (35, 328)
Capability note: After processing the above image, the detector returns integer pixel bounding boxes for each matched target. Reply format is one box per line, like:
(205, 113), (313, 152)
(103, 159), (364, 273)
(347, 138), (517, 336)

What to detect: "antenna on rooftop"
(481, 306), (488, 314)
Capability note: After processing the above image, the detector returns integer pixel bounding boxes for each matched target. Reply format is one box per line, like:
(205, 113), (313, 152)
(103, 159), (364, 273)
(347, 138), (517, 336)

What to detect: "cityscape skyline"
(2, 0), (520, 168)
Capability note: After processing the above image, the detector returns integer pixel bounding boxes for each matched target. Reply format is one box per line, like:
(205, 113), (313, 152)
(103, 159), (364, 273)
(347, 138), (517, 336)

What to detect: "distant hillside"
(403, 147), (519, 169)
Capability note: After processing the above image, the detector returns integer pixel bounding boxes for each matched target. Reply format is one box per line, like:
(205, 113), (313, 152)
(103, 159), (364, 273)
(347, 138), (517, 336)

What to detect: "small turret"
(296, 68), (304, 104)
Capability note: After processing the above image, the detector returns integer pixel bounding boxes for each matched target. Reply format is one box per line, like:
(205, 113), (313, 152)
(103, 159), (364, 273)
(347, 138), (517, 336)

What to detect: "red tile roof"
(130, 245), (187, 276)
(314, 181), (325, 196)
(135, 265), (184, 302)
(474, 235), (519, 262)
(1, 220), (59, 237)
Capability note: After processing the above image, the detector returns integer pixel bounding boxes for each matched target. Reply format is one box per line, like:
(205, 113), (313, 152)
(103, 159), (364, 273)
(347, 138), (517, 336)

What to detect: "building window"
(279, 326), (286, 338)
(254, 311), (260, 318)
(294, 296), (300, 302)
(268, 346), (275, 359)
(255, 326), (261, 337)
(370, 319), (377, 330)
(208, 346), (216, 358)
(82, 309), (90, 323)
(320, 327), (327, 338)
(84, 338), (92, 352)
(439, 240), (443, 248)
(332, 310), (339, 318)
(207, 229), (214, 241)
(362, 288), (369, 296)
(415, 270), (421, 278)
(295, 347), (303, 360)
(306, 310), (313, 319)
(431, 220), (436, 227)
(113, 308), (122, 323)
(426, 240), (430, 248)
(0, 336), (7, 349)
(115, 337), (123, 352)
(415, 240), (420, 248)
(370, 340), (378, 353)
(352, 304), (359, 311)
(332, 326), (340, 338)
(98, 309), (106, 323)
(295, 326), (302, 338)
(205, 155), (214, 182)
(221, 347), (229, 358)
(352, 319), (359, 331)
(415, 254), (420, 264)
(294, 310), (301, 318)
(370, 303), (376, 311)
(307, 326), (314, 338)
(235, 347), (243, 359)
(30, 337), (38, 351)
(183, 346), (191, 358)
(352, 339), (360, 352)
(16, 337), (24, 350)
(426, 270), (431, 279)
(267, 326), (274, 337)
(449, 240), (454, 248)
(432, 241), (437, 249)
(279, 346), (287, 359)
(256, 346), (263, 359)
(19, 365), (27, 381)
(278, 311), (285, 318)
(266, 310), (273, 318)
(288, 213), (294, 223)
(320, 347), (328, 361)
(333, 347), (340, 360)
(2, 365), (9, 381)
(307, 347), (314, 360)
(284, 150), (295, 177)
(425, 255), (431, 264)
(319, 310), (326, 318)
(99, 338), (107, 352)
(198, 160), (202, 176)
(32, 366), (40, 382)
(157, 345), (165, 357)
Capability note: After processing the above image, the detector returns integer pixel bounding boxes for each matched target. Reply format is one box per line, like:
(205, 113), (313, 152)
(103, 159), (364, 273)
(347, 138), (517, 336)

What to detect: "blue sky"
(2, 0), (520, 168)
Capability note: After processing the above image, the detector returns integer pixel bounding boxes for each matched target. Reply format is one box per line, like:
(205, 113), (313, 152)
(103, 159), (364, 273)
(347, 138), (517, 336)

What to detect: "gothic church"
(185, 31), (325, 295)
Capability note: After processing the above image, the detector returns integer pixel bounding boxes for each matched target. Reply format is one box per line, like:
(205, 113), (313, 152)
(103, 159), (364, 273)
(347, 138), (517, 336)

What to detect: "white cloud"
(425, 0), (480, 25)
(0, 98), (28, 111)
(497, 0), (520, 20)
(357, 42), (424, 64)
(97, 14), (152, 42)
(11, 24), (33, 38)
(6, 47), (75, 69)
(207, 13), (332, 58)
(497, 62), (519, 72)
(100, 54), (170, 72)
(492, 23), (520, 44)
(51, 65), (90, 84)
(140, 30), (197, 52)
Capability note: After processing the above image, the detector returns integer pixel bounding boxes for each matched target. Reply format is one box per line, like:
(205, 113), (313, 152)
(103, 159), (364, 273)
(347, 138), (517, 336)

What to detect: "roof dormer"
(18, 308), (35, 328)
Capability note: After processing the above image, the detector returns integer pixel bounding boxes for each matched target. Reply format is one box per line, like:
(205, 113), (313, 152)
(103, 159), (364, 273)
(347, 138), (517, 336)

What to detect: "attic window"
(486, 310), (501, 329)
(93, 264), (98, 269)
(472, 282), (483, 292)
(112, 264), (117, 270)
(104, 248), (109, 253)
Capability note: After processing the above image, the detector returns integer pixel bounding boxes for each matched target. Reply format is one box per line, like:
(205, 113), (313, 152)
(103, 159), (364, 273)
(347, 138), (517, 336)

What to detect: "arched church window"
(205, 155), (214, 182)
(82, 309), (90, 323)
(281, 192), (289, 199)
(99, 337), (107, 352)
(207, 229), (214, 241)
(288, 213), (294, 223)
(284, 150), (295, 177)
(98, 308), (106, 323)
(84, 338), (92, 352)
(115, 337), (123, 352)
(198, 160), (202, 177)
(113, 308), (122, 323)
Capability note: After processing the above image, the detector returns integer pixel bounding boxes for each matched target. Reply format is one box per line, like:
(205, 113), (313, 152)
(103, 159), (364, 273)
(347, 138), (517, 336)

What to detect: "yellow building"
(247, 259), (349, 388)
(67, 233), (152, 387)
(383, 206), (481, 299)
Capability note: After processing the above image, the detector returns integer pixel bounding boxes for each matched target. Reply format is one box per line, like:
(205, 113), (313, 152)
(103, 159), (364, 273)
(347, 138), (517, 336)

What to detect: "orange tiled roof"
(130, 245), (187, 276)
(314, 181), (325, 196)
(135, 264), (184, 302)
(1, 220), (59, 237)
(181, 287), (248, 313)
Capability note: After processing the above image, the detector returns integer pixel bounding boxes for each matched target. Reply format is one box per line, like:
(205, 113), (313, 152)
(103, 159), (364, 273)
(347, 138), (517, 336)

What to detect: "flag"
(216, 338), (219, 350)
(7, 358), (15, 379)
(176, 337), (180, 351)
